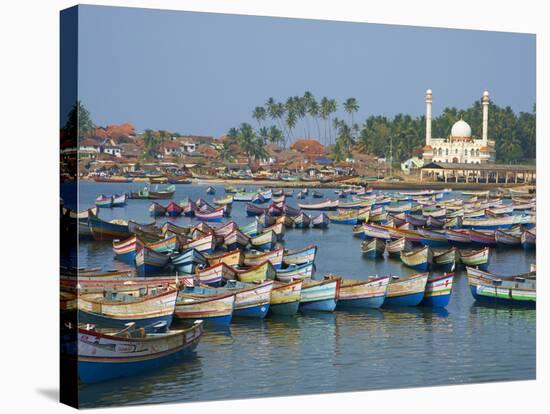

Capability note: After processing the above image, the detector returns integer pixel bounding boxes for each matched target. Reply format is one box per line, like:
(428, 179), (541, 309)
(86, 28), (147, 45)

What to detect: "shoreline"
(81, 178), (535, 192)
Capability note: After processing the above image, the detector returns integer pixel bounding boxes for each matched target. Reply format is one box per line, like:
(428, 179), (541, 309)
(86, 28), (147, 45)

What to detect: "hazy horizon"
(77, 5), (536, 137)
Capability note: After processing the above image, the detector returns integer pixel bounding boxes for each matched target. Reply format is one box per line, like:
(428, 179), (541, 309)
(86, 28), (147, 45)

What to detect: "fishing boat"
(294, 212), (311, 228)
(270, 280), (303, 315)
(195, 207), (225, 222)
(432, 247), (458, 272)
(422, 208), (447, 218)
(88, 209), (131, 240)
(299, 278), (339, 312)
(195, 262), (237, 286)
(462, 215), (521, 230)
(180, 199), (196, 217)
(283, 245), (317, 266)
(206, 186), (216, 195)
(312, 213), (330, 229)
(166, 176), (192, 185)
(459, 247), (490, 270)
(251, 194), (265, 204)
(171, 248), (208, 274)
(129, 187), (150, 199)
(112, 235), (137, 264)
(212, 221), (238, 238)
(276, 215), (295, 228)
(181, 233), (215, 254)
(352, 224), (367, 239)
(175, 292), (235, 325)
(469, 229), (497, 245)
(362, 223), (391, 240)
(233, 191), (257, 202)
(444, 229), (471, 245)
(400, 246), (433, 271)
(246, 203), (267, 217)
(78, 288), (178, 328)
(466, 267), (536, 307)
(521, 228), (536, 249)
(312, 191), (324, 198)
(236, 260), (277, 283)
(495, 229), (522, 246)
(147, 234), (179, 253)
(111, 194), (127, 207)
(149, 184), (176, 199)
(243, 247), (284, 269)
(240, 219), (263, 237)
(369, 211), (388, 224)
(135, 245), (170, 274)
(166, 201), (183, 217)
(262, 222), (285, 241)
(335, 276), (390, 309)
(426, 216), (445, 228)
(383, 273), (429, 307)
(213, 195), (234, 206)
(328, 210), (358, 225)
(93, 176), (134, 183)
(386, 237), (413, 256)
(95, 195), (113, 208)
(149, 202), (168, 217)
(268, 203), (284, 216)
(78, 320), (203, 384)
(257, 213), (276, 226)
(298, 199), (339, 211)
(206, 249), (243, 268)
(249, 230), (277, 251)
(361, 238), (386, 258)
(421, 273), (454, 307)
(222, 228), (249, 250)
(404, 214), (428, 227)
(275, 262), (315, 282)
(386, 202), (412, 214)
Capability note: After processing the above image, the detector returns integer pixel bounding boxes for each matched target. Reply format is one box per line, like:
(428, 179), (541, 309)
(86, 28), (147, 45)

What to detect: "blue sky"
(78, 5), (536, 138)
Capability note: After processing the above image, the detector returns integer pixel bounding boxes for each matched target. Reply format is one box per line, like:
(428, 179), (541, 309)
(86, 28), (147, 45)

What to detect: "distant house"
(160, 141), (182, 157)
(181, 140), (196, 153)
(79, 138), (101, 154)
(102, 145), (122, 158)
(401, 157), (424, 174)
(119, 143), (142, 160)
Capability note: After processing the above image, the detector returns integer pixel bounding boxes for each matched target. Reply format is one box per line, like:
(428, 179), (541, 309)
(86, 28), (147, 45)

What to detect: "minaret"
(425, 89), (433, 146)
(481, 90), (489, 146)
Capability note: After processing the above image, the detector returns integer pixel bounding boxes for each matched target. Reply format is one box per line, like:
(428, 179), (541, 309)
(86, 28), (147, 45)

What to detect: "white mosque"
(422, 89), (495, 164)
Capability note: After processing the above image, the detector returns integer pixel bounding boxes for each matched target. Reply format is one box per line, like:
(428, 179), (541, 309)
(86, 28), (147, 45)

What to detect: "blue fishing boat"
(421, 273), (454, 307)
(432, 247), (458, 272)
(112, 235), (137, 264)
(78, 320), (203, 384)
(78, 288), (178, 328)
(111, 194), (127, 207)
(312, 213), (330, 229)
(88, 209), (132, 241)
(171, 248), (208, 274)
(135, 244), (170, 275)
(336, 276), (390, 309)
(361, 238), (386, 258)
(275, 262), (315, 282)
(299, 278), (339, 312)
(249, 230), (277, 251)
(283, 245), (317, 266)
(175, 292), (235, 325)
(400, 246), (433, 271)
(383, 273), (429, 307)
(95, 194), (113, 208)
(270, 280), (303, 315)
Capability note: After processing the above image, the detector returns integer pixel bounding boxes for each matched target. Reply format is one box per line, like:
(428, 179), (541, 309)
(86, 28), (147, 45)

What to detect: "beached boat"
(495, 229), (522, 246)
(466, 267), (536, 307)
(175, 292), (235, 325)
(195, 262), (237, 286)
(312, 213), (330, 229)
(112, 235), (137, 264)
(236, 260), (277, 283)
(298, 199), (339, 211)
(149, 202), (167, 217)
(149, 184), (176, 199)
(386, 237), (413, 256)
(299, 278), (339, 312)
(244, 247), (284, 269)
(171, 248), (208, 274)
(166, 176), (192, 185)
(383, 273), (429, 307)
(270, 280), (303, 315)
(93, 176), (134, 183)
(78, 288), (178, 328)
(283, 245), (317, 266)
(400, 246), (432, 271)
(78, 320), (203, 384)
(335, 276), (390, 309)
(521, 228), (536, 249)
(111, 194), (128, 207)
(249, 230), (277, 251)
(95, 195), (113, 208)
(432, 247), (458, 272)
(361, 238), (386, 258)
(246, 203), (267, 217)
(88, 209), (131, 240)
(275, 262), (315, 282)
(459, 247), (490, 270)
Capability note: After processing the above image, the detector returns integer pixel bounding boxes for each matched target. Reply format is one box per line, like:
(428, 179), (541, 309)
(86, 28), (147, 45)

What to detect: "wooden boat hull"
(88, 210), (131, 240)
(361, 238), (386, 258)
(400, 247), (432, 271)
(336, 277), (389, 309)
(283, 245), (317, 266)
(421, 274), (454, 307)
(78, 322), (202, 384)
(135, 247), (170, 275)
(171, 248), (207, 274)
(312, 213), (330, 228)
(459, 247), (490, 270)
(383, 273), (428, 307)
(299, 279), (339, 312)
(275, 262), (315, 282)
(175, 293), (235, 325)
(244, 248), (283, 269)
(270, 280), (303, 316)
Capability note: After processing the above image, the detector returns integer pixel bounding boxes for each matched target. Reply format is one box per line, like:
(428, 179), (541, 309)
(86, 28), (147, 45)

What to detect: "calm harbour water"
(74, 181), (536, 408)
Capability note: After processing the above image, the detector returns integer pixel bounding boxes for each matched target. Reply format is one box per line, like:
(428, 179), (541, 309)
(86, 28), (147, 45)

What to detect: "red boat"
(93, 177), (133, 183)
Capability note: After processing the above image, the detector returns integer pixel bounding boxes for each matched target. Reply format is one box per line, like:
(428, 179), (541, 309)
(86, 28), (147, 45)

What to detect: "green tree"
(344, 97), (359, 128)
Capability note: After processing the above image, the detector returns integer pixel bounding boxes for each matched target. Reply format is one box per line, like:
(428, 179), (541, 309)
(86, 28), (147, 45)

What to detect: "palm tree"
(319, 97), (331, 145)
(252, 106), (267, 128)
(227, 127), (239, 141)
(268, 125), (285, 146)
(218, 141), (235, 163)
(236, 123), (257, 161)
(327, 99), (338, 145)
(344, 98), (359, 129)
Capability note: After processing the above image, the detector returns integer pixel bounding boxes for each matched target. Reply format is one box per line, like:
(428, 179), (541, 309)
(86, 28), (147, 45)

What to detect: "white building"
(422, 89), (495, 164)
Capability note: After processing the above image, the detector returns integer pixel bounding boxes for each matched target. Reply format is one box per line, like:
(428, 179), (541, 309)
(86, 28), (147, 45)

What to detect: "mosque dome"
(451, 119), (472, 138)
